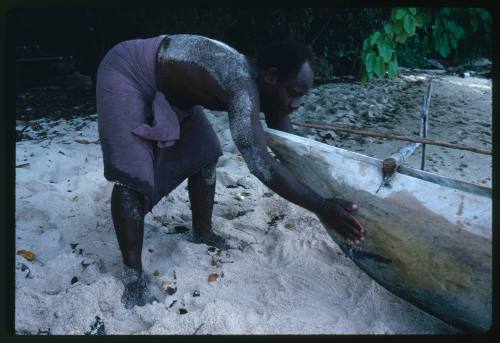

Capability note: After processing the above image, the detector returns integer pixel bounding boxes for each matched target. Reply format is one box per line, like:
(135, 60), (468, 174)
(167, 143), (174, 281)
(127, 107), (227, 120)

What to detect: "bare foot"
(190, 231), (230, 250)
(121, 267), (157, 309)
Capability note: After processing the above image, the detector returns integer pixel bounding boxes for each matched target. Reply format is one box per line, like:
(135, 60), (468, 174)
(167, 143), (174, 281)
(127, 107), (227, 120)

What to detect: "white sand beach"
(15, 70), (491, 334)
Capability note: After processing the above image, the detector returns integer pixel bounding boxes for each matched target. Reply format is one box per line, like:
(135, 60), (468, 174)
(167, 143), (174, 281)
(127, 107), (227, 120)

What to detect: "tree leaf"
(394, 8), (406, 20)
(364, 52), (376, 72)
(378, 40), (394, 62)
(362, 37), (370, 50)
(370, 31), (382, 46)
(388, 60), (398, 77)
(403, 15), (415, 34)
(408, 8), (417, 15)
(438, 41), (450, 58)
(373, 56), (385, 78)
(395, 31), (408, 43)
(383, 23), (393, 35)
(441, 8), (452, 16)
(414, 15), (424, 27)
(450, 36), (458, 49)
(478, 9), (490, 20)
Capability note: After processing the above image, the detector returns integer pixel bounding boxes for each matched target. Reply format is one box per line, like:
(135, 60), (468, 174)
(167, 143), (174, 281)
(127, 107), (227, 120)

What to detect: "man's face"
(259, 61), (314, 117)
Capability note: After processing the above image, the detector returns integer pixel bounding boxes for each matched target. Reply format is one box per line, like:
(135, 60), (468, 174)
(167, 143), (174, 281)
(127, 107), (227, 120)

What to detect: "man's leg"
(188, 159), (228, 249)
(111, 184), (156, 308)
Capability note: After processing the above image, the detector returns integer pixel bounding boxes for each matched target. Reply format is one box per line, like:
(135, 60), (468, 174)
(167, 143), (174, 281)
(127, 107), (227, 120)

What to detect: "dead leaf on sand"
(17, 250), (36, 261)
(161, 280), (173, 288)
(161, 280), (177, 294)
(208, 273), (218, 282)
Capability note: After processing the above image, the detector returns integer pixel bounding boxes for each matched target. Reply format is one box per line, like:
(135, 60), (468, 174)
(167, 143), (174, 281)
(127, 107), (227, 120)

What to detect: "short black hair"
(257, 41), (313, 81)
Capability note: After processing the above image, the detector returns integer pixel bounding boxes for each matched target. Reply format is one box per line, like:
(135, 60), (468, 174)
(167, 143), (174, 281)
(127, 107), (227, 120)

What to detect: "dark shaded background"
(11, 8), (391, 88)
(10, 8), (492, 122)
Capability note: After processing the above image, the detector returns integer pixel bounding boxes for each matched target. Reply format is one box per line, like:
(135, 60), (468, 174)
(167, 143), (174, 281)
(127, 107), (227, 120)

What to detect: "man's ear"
(262, 67), (279, 86)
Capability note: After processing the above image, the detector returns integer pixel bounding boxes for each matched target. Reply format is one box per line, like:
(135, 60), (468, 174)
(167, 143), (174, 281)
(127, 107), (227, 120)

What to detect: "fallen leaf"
(234, 156), (242, 161)
(72, 195), (79, 203)
(161, 280), (177, 294)
(16, 163), (31, 168)
(285, 223), (293, 230)
(17, 250), (36, 261)
(153, 270), (160, 277)
(208, 273), (218, 282)
(179, 308), (188, 315)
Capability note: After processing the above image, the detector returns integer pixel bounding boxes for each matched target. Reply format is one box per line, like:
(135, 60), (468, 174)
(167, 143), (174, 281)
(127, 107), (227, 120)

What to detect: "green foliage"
(361, 8), (423, 80)
(361, 7), (491, 80)
(426, 8), (491, 62)
(396, 34), (430, 69)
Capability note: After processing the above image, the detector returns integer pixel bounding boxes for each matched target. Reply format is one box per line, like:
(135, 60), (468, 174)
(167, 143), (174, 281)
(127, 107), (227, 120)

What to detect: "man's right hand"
(316, 198), (365, 244)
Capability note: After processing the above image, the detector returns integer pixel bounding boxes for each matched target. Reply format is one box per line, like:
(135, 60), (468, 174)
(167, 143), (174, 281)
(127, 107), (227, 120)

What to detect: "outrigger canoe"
(264, 128), (492, 333)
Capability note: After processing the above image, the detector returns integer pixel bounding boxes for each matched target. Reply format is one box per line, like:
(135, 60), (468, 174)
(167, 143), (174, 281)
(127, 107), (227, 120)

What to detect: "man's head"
(256, 41), (314, 117)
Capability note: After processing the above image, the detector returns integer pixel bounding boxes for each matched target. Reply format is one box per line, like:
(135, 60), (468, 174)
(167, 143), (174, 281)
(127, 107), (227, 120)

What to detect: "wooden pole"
(382, 80), (434, 182)
(290, 121), (492, 155)
(420, 79), (433, 170)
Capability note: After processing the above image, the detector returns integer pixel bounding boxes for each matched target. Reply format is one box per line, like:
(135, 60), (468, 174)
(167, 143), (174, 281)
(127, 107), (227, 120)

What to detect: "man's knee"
(112, 183), (145, 221)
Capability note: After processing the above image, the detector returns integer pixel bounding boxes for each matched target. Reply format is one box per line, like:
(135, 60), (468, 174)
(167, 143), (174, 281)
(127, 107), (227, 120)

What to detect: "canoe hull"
(264, 128), (492, 332)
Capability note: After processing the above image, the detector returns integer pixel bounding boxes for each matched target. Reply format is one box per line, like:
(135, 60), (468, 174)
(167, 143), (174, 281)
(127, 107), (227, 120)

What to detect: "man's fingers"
(341, 211), (364, 233)
(334, 198), (358, 212)
(339, 228), (357, 244)
(341, 217), (365, 242)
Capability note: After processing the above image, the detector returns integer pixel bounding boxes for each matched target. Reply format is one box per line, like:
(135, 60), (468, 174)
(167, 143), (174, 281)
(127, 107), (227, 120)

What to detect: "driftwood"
(291, 121), (491, 155)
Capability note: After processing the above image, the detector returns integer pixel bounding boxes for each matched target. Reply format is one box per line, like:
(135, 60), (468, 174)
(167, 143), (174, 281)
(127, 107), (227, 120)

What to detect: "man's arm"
(227, 84), (323, 213)
(228, 81), (364, 241)
(227, 83), (364, 242)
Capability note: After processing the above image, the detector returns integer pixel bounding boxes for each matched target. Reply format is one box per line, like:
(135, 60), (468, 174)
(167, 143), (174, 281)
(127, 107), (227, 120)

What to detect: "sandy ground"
(14, 70), (491, 335)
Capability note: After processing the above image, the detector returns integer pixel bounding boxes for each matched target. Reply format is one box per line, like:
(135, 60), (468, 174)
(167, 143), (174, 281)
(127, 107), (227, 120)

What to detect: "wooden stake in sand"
(420, 79), (433, 170)
(378, 78), (435, 193)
